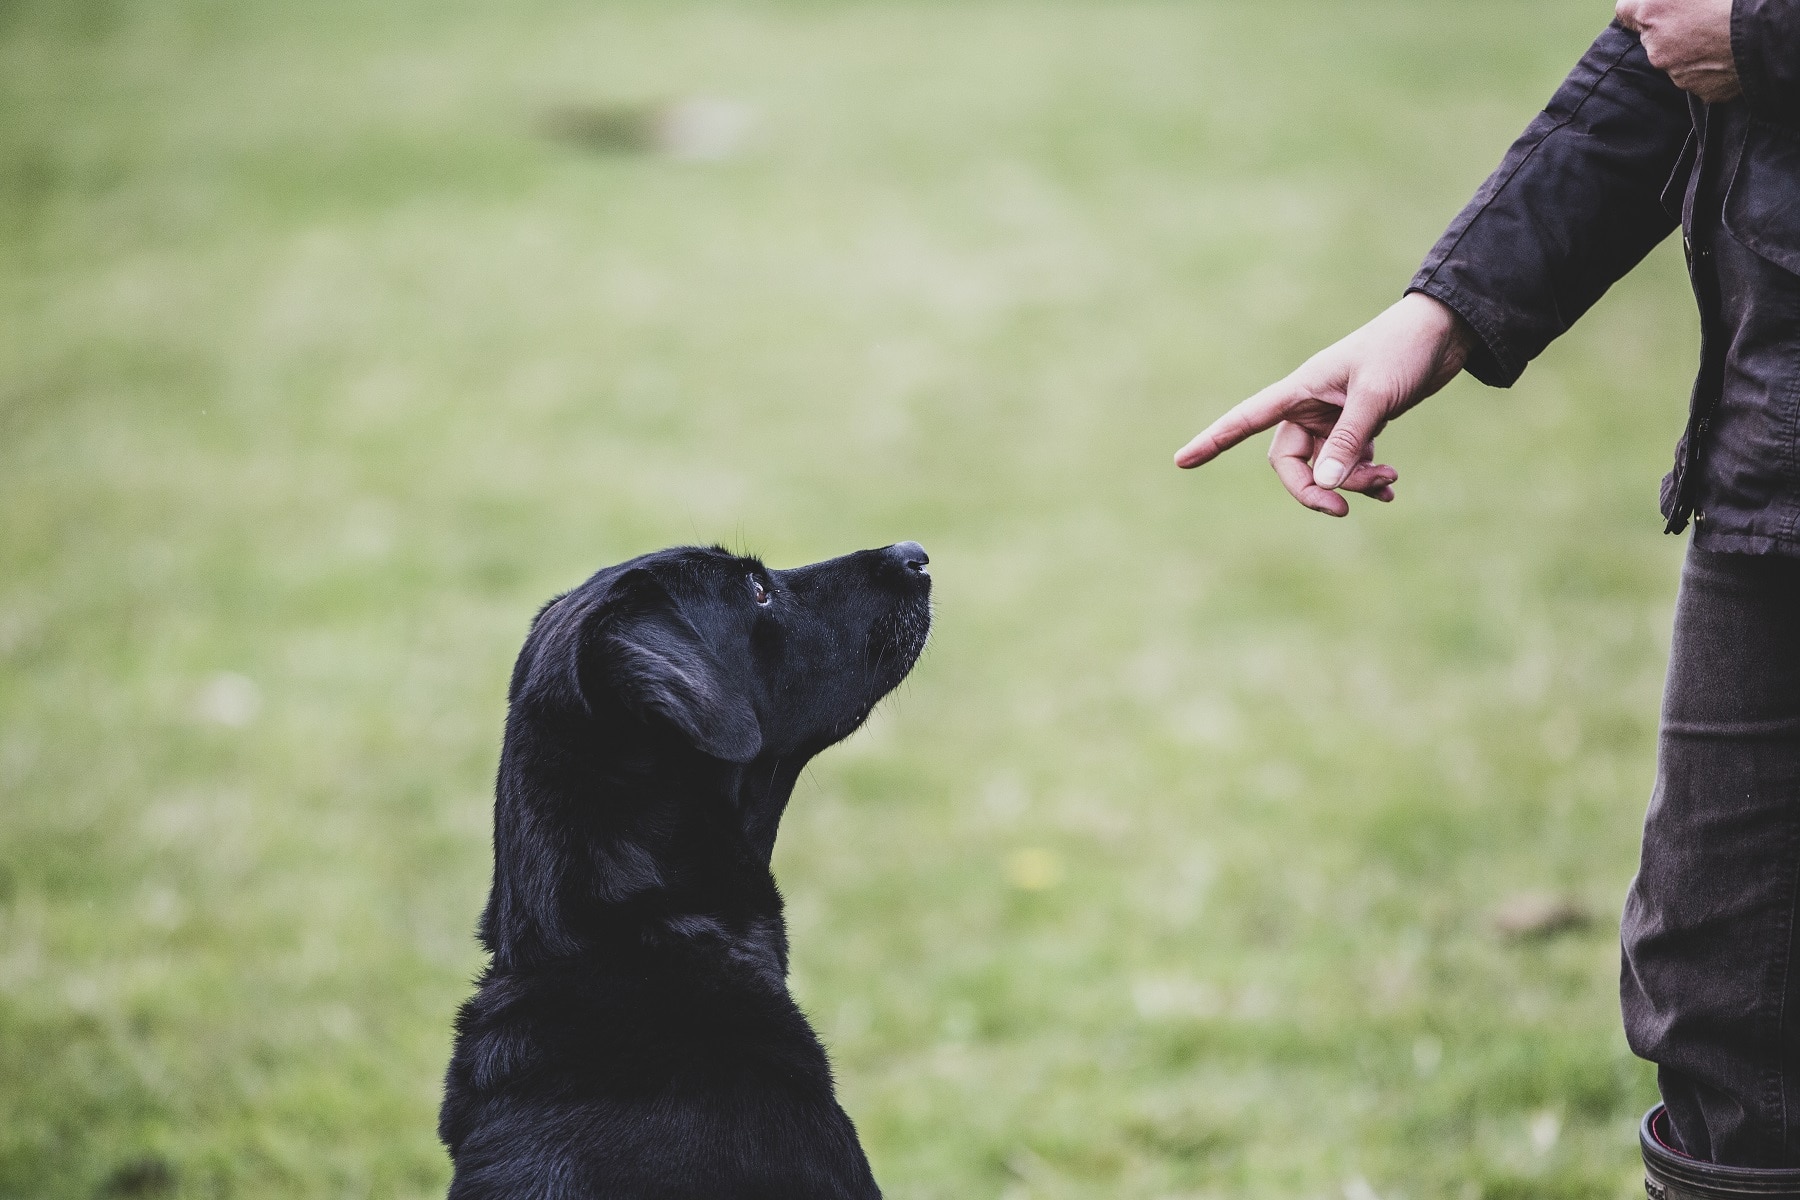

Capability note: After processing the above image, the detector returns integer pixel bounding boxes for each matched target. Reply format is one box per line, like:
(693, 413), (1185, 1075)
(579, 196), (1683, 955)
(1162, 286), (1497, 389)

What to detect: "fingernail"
(1315, 458), (1346, 489)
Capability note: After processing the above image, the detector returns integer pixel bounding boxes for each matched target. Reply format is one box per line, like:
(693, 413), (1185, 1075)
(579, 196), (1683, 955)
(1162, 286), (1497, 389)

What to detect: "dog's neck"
(479, 710), (815, 972)
(732, 752), (807, 862)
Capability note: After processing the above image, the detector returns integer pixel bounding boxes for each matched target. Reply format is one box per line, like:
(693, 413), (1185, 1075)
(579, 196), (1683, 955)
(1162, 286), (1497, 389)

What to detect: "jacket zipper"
(1666, 106), (1728, 535)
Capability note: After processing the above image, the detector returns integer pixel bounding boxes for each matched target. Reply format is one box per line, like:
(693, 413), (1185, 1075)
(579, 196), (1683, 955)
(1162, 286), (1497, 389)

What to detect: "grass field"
(0, 1), (1702, 1196)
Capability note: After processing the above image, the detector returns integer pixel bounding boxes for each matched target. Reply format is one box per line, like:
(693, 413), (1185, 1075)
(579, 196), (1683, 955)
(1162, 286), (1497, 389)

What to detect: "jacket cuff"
(1404, 280), (1524, 389)
(1733, 0), (1800, 128)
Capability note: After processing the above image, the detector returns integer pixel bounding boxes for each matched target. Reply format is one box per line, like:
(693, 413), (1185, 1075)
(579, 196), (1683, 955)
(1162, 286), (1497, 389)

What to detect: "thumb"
(1311, 388), (1388, 491)
(1614, 0), (1644, 31)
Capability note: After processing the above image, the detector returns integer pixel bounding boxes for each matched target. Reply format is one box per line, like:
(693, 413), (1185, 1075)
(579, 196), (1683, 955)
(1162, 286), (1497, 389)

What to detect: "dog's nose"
(886, 541), (929, 574)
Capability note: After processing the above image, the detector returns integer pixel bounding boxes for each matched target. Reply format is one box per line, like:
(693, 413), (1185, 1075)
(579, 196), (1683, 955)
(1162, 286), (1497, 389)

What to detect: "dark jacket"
(1409, 7), (1800, 554)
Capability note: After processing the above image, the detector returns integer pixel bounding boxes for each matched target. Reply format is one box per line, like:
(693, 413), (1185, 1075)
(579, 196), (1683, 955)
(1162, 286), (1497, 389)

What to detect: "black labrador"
(440, 542), (932, 1199)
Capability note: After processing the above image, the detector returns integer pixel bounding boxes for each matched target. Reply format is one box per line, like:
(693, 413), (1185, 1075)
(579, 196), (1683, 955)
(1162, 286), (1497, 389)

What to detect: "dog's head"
(513, 542), (932, 764)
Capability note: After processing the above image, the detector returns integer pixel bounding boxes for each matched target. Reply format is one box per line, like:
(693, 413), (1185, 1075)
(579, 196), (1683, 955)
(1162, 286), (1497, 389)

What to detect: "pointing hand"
(1174, 293), (1474, 517)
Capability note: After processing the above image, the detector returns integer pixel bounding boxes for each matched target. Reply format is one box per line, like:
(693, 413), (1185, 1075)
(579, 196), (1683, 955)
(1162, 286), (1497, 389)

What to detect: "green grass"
(0, 0), (1698, 1196)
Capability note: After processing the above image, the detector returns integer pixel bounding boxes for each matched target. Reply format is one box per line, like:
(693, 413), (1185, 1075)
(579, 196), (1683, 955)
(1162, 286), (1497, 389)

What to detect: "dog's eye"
(750, 578), (771, 606)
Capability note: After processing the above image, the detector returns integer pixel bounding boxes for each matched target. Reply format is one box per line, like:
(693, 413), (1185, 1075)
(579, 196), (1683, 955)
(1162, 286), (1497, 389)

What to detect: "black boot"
(1642, 1106), (1800, 1197)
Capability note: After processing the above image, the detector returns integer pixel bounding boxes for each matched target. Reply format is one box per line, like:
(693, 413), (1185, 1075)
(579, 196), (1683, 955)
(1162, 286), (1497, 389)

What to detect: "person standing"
(1175, 1), (1800, 1192)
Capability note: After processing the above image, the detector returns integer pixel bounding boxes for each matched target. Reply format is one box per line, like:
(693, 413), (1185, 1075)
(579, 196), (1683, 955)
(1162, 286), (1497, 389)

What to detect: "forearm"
(1410, 22), (1691, 387)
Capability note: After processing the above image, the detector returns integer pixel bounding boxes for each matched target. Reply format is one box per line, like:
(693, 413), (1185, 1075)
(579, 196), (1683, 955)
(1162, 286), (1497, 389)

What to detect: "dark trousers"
(1622, 544), (1800, 1167)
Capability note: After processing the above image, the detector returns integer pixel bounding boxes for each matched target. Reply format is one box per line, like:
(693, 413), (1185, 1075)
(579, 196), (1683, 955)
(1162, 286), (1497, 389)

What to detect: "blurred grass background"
(0, 0), (1698, 1196)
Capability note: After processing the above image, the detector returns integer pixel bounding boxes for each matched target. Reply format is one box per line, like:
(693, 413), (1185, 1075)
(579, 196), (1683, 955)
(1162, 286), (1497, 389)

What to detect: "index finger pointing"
(1174, 378), (1308, 469)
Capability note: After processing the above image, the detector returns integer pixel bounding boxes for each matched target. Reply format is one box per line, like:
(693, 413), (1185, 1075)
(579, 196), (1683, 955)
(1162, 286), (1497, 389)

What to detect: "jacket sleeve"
(1408, 23), (1692, 387)
(1734, 0), (1800, 128)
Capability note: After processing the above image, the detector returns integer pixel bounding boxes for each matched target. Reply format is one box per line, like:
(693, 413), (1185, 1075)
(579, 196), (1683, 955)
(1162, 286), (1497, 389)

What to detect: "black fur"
(440, 542), (932, 1199)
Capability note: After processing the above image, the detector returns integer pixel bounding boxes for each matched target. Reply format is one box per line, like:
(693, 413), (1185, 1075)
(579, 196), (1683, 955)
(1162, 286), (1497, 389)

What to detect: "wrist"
(1400, 291), (1476, 361)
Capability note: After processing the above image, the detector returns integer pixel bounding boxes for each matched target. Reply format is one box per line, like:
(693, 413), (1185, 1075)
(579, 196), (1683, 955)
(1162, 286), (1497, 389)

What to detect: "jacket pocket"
(1723, 120), (1800, 276)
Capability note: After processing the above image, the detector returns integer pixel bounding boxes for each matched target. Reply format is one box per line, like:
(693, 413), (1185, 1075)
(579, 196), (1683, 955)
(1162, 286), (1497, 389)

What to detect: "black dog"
(440, 542), (931, 1198)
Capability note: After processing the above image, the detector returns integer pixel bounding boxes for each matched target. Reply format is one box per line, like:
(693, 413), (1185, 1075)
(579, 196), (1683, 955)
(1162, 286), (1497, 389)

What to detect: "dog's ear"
(591, 606), (763, 763)
(519, 569), (763, 762)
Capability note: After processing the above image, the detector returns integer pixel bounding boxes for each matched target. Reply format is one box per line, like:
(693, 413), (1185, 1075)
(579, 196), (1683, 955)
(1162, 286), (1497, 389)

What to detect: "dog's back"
(440, 544), (931, 1198)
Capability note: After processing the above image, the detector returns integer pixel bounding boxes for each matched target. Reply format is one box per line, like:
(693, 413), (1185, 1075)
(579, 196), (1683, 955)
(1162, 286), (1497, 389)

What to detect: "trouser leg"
(1622, 544), (1800, 1167)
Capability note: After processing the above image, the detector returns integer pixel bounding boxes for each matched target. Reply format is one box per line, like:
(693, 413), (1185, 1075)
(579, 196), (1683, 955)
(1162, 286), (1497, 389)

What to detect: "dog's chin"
(868, 597), (931, 693)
